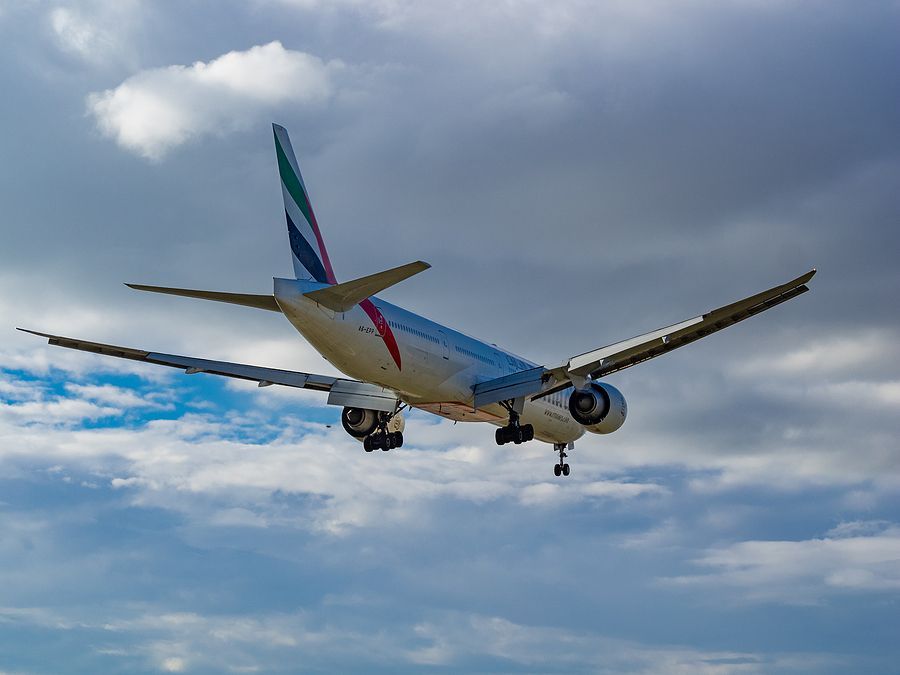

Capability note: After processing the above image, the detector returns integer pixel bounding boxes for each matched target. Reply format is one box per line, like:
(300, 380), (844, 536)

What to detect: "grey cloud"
(1, 0), (900, 671)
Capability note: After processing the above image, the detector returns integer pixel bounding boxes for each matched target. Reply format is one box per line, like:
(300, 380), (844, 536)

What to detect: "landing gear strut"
(553, 442), (571, 477)
(363, 404), (405, 452)
(495, 400), (534, 446)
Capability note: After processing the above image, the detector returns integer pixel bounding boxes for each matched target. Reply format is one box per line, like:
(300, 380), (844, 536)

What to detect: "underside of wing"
(566, 269), (816, 381)
(17, 329), (399, 411)
(514, 269), (816, 402)
(18, 328), (334, 389)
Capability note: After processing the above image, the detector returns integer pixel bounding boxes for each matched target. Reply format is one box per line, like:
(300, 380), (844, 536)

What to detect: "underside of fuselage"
(273, 277), (585, 445)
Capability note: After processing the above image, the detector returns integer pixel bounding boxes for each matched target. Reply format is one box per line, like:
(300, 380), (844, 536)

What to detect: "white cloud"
(65, 383), (173, 410)
(0, 604), (837, 674)
(48, 1), (142, 66)
(0, 376), (43, 402)
(0, 398), (119, 424)
(807, 379), (900, 409)
(665, 523), (900, 603)
(160, 656), (186, 672)
(87, 41), (342, 160)
(0, 389), (662, 534)
(731, 330), (900, 379)
(403, 611), (830, 673)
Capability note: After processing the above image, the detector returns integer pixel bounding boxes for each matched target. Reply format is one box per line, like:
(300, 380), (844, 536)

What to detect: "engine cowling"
(340, 407), (404, 440)
(341, 407), (379, 438)
(568, 382), (627, 434)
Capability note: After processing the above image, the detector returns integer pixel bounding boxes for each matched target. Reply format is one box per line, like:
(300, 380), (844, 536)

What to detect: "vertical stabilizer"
(273, 124), (337, 284)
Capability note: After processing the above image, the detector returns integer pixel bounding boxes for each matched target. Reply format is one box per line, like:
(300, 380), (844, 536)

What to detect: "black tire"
(395, 432), (404, 448)
(382, 433), (391, 451)
(496, 428), (505, 445)
(522, 424), (534, 442)
(364, 436), (374, 452)
(554, 463), (561, 477)
(562, 463), (570, 476)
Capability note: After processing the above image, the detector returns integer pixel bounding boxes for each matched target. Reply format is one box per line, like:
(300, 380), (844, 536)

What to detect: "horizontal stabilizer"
(303, 260), (430, 312)
(126, 284), (281, 312)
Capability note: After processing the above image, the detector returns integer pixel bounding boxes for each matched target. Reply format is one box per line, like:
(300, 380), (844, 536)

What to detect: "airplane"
(19, 124), (816, 477)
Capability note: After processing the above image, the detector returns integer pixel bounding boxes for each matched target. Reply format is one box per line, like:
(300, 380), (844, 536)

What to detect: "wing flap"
(327, 380), (399, 411)
(472, 367), (546, 409)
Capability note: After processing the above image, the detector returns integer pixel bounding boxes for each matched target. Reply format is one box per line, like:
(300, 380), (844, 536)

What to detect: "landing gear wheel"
(364, 436), (374, 452)
(553, 443), (572, 477)
(522, 424), (534, 442)
(391, 432), (404, 448)
(494, 406), (535, 446)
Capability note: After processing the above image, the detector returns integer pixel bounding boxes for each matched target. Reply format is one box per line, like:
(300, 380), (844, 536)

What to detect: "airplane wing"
(473, 269), (816, 407)
(16, 329), (399, 410)
(561, 268), (815, 379)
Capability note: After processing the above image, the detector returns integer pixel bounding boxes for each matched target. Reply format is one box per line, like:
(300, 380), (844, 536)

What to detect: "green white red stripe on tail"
(273, 124), (401, 369)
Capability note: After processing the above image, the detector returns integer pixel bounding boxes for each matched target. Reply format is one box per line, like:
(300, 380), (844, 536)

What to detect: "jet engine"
(341, 407), (404, 440)
(568, 382), (627, 434)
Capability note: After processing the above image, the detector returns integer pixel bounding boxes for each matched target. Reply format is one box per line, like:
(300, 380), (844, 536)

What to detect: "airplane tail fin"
(273, 124), (337, 284)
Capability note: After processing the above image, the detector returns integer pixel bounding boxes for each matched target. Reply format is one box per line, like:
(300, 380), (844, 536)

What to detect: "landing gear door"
(438, 330), (450, 359)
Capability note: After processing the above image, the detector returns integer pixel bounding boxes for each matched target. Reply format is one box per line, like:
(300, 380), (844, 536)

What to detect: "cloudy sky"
(1, 0), (899, 672)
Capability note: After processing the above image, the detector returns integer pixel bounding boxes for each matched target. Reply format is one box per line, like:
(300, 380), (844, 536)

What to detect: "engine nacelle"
(340, 407), (404, 440)
(568, 382), (627, 435)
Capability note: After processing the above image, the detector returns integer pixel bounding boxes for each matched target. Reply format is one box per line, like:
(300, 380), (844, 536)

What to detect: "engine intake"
(341, 407), (405, 440)
(568, 382), (627, 434)
(341, 407), (379, 438)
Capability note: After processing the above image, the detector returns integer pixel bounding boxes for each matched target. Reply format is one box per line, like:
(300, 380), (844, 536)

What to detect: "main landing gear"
(363, 405), (405, 452)
(495, 401), (534, 446)
(553, 442), (571, 477)
(363, 430), (403, 452)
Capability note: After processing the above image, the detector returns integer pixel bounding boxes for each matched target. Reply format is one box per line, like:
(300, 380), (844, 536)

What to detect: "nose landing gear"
(553, 442), (571, 477)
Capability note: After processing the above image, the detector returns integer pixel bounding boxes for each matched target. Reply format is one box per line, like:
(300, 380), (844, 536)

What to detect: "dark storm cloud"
(1, 0), (900, 672)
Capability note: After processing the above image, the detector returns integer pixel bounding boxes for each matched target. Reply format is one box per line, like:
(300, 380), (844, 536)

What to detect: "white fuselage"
(274, 278), (584, 445)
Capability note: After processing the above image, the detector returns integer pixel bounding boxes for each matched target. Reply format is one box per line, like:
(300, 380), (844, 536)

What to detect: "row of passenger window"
(389, 320), (439, 344)
(454, 345), (493, 366)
